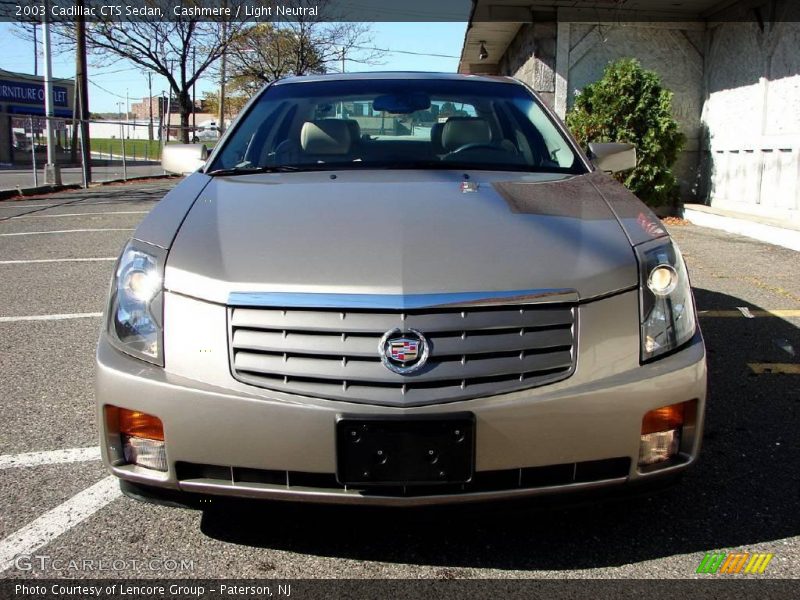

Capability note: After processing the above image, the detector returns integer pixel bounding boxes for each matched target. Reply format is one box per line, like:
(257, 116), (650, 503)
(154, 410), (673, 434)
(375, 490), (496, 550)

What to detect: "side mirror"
(162, 144), (208, 175)
(589, 142), (637, 174)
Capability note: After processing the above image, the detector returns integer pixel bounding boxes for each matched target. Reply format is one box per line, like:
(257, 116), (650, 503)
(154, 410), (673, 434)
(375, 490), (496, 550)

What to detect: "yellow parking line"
(748, 363), (800, 375)
(699, 310), (800, 318)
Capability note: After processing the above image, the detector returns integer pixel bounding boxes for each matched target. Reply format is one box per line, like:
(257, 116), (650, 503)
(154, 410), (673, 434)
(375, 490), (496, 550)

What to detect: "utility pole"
(32, 23), (38, 76)
(218, 19), (227, 135)
(126, 88), (130, 139)
(29, 116), (38, 187)
(159, 90), (165, 144)
(164, 91), (171, 145)
(41, 0), (61, 185)
(70, 72), (79, 164)
(117, 101), (127, 180)
(192, 47), (197, 141)
(75, 0), (91, 183)
(147, 72), (153, 141)
(341, 47), (345, 73)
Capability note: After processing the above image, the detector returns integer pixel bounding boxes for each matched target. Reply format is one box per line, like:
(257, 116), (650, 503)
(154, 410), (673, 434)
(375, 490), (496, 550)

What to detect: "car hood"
(162, 170), (652, 304)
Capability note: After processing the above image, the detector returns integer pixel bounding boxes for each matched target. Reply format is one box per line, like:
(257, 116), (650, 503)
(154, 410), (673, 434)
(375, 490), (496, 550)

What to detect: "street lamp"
(41, 0), (61, 185)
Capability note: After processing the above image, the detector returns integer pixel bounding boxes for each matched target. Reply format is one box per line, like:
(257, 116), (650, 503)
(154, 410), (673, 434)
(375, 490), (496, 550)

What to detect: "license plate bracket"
(336, 413), (475, 486)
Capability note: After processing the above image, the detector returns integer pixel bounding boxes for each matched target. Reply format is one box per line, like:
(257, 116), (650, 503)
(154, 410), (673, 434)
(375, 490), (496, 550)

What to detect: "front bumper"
(96, 290), (707, 506)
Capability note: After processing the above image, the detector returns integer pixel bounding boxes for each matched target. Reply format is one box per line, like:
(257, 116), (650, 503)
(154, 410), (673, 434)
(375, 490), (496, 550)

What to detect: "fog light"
(639, 402), (688, 466)
(639, 430), (680, 465)
(122, 436), (167, 472)
(107, 407), (167, 472)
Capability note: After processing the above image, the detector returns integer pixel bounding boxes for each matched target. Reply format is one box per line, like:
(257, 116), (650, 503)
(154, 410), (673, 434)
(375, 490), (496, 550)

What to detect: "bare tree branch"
(223, 0), (386, 107)
(50, 2), (246, 142)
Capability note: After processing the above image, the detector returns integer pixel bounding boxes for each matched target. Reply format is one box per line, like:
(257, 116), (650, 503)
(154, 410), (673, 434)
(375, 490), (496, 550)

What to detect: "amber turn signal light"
(641, 402), (687, 435)
(108, 406), (165, 441)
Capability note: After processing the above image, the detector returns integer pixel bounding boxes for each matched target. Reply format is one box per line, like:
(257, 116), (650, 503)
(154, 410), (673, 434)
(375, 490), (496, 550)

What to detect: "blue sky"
(0, 22), (467, 113)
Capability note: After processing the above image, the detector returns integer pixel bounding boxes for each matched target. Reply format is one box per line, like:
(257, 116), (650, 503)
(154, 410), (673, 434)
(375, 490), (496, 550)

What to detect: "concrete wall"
(497, 8), (800, 223)
(702, 16), (800, 223)
(498, 22), (558, 109)
(500, 22), (705, 202)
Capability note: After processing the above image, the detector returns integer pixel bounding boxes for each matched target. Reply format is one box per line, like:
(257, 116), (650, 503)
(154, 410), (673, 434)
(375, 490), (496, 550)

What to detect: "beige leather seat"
(440, 117), (492, 153)
(300, 120), (353, 160)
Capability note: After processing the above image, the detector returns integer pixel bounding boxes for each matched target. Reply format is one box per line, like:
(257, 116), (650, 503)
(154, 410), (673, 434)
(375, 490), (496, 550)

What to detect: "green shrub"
(566, 58), (685, 211)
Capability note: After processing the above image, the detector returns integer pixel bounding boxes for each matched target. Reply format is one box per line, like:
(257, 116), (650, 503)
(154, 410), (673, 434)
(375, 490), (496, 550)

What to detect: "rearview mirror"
(162, 144), (208, 175)
(589, 142), (637, 174)
(373, 92), (431, 114)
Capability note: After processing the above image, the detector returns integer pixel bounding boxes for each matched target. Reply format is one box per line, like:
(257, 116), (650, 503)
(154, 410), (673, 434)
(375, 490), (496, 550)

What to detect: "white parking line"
(0, 447), (101, 469)
(0, 228), (134, 237)
(0, 204), (58, 209)
(0, 258), (115, 265)
(0, 476), (120, 573)
(77, 201), (159, 206)
(0, 312), (102, 323)
(10, 211), (148, 219)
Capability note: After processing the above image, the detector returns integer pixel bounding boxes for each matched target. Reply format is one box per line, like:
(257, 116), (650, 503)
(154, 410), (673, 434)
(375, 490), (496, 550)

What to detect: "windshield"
(209, 78), (586, 175)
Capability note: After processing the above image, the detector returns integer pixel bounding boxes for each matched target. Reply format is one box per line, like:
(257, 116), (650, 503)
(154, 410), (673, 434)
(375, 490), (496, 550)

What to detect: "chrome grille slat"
(231, 328), (573, 358)
(229, 303), (576, 406)
(230, 307), (574, 334)
(232, 329), (379, 357)
(430, 328), (573, 356)
(234, 350), (573, 384)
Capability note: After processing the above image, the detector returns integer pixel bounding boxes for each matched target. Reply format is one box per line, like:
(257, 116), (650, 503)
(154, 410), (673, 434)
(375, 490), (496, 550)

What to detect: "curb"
(0, 174), (177, 202)
(683, 206), (800, 252)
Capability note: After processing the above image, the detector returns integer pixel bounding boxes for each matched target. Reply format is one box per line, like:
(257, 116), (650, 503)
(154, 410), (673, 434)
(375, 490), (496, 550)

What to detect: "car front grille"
(228, 303), (576, 406)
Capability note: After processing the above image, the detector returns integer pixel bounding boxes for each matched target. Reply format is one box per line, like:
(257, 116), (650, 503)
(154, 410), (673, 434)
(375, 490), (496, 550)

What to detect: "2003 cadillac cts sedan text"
(96, 72), (706, 507)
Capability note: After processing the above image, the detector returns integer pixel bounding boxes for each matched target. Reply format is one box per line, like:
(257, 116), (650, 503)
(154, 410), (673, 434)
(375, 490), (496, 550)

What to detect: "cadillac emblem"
(379, 328), (430, 374)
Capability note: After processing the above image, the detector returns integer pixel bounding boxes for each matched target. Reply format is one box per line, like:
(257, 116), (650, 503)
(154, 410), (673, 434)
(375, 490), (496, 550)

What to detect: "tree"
(567, 58), (686, 212)
(226, 7), (383, 91)
(226, 23), (325, 87)
(201, 86), (249, 120)
(45, 3), (244, 143)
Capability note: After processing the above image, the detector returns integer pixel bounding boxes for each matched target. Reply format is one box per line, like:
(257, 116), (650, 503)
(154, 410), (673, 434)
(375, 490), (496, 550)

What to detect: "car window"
(210, 78), (585, 175)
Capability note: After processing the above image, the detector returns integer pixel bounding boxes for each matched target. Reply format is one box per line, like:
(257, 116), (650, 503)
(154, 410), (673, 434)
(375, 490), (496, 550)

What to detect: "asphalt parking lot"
(0, 180), (798, 580)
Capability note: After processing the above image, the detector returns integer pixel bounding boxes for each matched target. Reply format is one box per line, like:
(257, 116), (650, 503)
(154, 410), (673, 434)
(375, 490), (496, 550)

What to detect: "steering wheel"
(447, 142), (506, 155)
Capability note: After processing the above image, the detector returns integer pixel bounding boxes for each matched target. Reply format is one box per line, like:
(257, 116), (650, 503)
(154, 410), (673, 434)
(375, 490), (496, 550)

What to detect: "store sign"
(0, 80), (69, 107)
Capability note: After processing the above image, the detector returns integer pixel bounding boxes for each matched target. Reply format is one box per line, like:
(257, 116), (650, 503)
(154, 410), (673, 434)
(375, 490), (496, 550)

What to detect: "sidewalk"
(683, 204), (800, 252)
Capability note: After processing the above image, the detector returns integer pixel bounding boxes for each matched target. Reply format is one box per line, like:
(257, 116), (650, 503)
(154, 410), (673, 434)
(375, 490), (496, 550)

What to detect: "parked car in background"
(97, 72), (706, 508)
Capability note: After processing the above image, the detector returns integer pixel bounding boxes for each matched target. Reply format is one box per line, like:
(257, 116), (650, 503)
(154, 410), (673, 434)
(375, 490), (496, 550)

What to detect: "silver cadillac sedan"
(96, 72), (706, 507)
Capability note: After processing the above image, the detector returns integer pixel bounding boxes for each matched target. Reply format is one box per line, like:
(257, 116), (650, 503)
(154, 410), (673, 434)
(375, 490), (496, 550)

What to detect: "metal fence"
(0, 112), (221, 193)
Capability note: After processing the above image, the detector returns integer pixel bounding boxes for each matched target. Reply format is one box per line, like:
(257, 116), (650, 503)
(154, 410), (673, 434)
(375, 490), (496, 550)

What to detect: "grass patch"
(90, 138), (162, 160)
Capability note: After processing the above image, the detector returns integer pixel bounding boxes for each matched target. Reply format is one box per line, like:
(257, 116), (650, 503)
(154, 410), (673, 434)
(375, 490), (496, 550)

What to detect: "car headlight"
(635, 238), (697, 362)
(107, 240), (165, 365)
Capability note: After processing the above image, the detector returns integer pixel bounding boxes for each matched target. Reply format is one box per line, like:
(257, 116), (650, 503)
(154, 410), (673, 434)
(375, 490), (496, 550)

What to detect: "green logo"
(697, 552), (774, 574)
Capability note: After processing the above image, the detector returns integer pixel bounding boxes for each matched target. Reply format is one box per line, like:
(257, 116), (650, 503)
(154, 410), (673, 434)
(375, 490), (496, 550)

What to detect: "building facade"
(459, 0), (800, 224)
(0, 68), (75, 166)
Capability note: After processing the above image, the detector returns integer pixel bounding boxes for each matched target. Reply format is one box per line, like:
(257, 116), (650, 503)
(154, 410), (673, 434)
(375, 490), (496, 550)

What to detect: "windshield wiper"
(206, 165), (304, 176)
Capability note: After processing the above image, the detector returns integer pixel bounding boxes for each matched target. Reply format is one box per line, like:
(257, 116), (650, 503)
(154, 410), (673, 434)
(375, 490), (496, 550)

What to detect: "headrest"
(300, 120), (352, 155)
(343, 119), (361, 143)
(441, 117), (491, 152)
(430, 122), (445, 154)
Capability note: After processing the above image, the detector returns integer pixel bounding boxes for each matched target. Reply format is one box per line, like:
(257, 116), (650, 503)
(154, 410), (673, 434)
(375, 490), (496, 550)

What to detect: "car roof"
(271, 71), (521, 86)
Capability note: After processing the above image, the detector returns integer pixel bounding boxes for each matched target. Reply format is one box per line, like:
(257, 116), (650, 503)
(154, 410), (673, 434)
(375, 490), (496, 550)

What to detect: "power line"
(87, 77), (128, 100)
(92, 65), (141, 76)
(351, 45), (459, 59)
